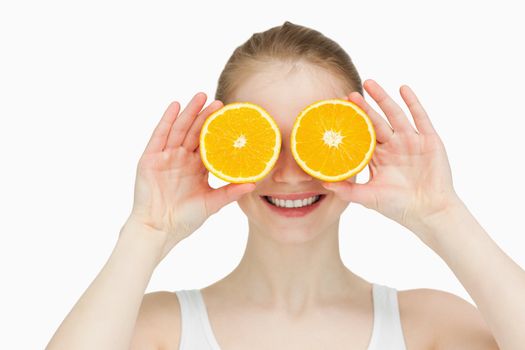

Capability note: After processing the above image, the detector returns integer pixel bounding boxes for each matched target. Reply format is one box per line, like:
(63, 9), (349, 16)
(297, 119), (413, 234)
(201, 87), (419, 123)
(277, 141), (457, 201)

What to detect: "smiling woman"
(46, 20), (521, 350)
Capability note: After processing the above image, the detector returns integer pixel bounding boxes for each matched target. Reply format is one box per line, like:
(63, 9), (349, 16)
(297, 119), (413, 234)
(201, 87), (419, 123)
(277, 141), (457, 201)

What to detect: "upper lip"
(261, 192), (326, 200)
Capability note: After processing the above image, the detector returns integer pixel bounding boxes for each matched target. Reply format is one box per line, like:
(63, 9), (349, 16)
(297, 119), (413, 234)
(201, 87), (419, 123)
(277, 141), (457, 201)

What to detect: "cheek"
(236, 193), (258, 215)
(329, 194), (350, 209)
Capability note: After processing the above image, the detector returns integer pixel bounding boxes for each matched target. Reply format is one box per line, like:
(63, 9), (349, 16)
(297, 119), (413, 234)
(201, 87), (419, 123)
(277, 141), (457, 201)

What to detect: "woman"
(47, 21), (523, 349)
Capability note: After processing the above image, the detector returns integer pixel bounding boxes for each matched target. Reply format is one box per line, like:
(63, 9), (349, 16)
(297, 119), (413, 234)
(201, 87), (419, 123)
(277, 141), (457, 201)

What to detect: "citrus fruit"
(291, 98), (376, 182)
(199, 102), (281, 183)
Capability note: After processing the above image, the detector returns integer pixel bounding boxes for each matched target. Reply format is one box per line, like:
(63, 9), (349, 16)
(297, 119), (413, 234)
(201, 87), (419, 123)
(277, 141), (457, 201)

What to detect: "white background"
(1, 1), (524, 348)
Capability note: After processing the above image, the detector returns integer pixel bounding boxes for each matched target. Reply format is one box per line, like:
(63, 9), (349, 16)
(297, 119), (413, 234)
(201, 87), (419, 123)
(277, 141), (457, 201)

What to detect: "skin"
(47, 60), (523, 349)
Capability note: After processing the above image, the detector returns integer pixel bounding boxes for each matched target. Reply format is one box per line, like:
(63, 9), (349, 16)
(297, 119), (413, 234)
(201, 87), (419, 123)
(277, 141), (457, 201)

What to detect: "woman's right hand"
(122, 92), (256, 260)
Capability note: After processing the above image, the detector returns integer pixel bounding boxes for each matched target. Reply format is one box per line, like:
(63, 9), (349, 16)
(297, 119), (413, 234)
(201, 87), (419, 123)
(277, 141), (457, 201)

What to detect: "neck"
(221, 219), (367, 310)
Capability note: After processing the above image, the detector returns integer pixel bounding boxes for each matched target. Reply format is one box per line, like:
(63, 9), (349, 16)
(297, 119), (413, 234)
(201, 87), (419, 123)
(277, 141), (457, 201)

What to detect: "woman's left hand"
(323, 79), (463, 234)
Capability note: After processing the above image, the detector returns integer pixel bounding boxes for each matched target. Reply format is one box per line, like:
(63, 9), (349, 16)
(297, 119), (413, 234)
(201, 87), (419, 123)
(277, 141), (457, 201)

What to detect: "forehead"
(231, 62), (348, 130)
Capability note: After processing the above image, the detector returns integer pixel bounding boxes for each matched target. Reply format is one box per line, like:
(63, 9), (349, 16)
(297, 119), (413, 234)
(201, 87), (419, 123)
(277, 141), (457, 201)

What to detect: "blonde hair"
(215, 21), (363, 104)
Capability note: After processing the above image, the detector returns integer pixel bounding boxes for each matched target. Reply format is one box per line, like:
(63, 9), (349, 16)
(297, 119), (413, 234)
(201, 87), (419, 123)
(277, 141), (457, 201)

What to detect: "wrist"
(411, 196), (467, 248)
(117, 219), (168, 268)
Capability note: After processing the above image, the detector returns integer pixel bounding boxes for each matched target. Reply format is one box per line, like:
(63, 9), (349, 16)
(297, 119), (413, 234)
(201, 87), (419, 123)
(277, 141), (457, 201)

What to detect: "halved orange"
(291, 99), (376, 182)
(199, 102), (281, 183)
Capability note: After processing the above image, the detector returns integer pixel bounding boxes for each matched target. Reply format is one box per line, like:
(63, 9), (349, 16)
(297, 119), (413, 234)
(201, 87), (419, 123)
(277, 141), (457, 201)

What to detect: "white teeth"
(267, 195), (321, 208)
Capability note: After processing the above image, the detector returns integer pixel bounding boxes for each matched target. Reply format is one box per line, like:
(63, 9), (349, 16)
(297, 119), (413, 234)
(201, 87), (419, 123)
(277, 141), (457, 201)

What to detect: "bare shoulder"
(398, 288), (499, 350)
(129, 291), (181, 350)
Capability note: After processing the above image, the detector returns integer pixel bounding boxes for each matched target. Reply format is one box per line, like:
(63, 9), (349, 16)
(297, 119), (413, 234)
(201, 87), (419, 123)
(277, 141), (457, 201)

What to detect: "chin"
(263, 224), (329, 245)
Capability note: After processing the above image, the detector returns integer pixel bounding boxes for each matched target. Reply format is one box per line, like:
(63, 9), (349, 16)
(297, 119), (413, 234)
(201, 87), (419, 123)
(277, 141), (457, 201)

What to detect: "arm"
(46, 94), (255, 350)
(322, 80), (522, 350)
(418, 198), (525, 350)
(46, 222), (167, 350)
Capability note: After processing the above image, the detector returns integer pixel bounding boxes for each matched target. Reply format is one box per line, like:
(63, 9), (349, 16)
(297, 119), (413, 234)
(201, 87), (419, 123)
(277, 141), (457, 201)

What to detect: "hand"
(124, 92), (256, 260)
(322, 79), (462, 233)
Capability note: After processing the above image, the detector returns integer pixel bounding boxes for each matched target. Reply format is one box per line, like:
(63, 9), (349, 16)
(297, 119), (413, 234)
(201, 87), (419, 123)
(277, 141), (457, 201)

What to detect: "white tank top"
(174, 283), (407, 350)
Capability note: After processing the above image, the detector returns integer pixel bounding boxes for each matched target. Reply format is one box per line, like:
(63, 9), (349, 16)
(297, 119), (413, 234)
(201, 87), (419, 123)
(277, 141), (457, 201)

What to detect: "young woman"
(47, 21), (523, 350)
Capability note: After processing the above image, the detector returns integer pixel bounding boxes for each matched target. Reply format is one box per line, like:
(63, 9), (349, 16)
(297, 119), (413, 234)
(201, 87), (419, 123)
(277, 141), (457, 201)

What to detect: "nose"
(271, 146), (314, 184)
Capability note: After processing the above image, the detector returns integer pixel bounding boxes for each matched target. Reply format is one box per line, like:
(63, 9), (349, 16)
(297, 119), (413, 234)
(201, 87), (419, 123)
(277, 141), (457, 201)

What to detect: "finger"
(363, 79), (418, 134)
(165, 92), (208, 150)
(399, 85), (437, 135)
(142, 101), (181, 155)
(204, 182), (256, 216)
(182, 99), (224, 152)
(347, 91), (393, 144)
(321, 180), (377, 210)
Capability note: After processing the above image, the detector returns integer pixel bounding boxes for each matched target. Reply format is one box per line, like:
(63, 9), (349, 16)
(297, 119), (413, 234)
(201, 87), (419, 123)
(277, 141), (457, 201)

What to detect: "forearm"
(418, 200), (525, 350)
(46, 223), (165, 350)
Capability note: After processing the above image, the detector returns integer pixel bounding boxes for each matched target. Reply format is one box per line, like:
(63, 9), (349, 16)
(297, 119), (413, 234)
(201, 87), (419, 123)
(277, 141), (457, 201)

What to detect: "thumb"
(322, 181), (375, 208)
(205, 182), (256, 215)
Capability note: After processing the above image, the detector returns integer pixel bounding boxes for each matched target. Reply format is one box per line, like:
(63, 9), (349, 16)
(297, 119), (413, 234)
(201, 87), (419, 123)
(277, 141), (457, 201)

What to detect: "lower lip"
(260, 195), (326, 218)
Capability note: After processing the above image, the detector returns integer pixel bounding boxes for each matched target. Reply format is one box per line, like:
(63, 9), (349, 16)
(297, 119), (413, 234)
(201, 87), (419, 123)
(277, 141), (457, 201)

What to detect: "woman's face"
(232, 62), (357, 243)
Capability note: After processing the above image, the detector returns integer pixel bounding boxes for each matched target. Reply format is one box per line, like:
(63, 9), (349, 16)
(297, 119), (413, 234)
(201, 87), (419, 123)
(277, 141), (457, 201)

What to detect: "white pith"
(266, 195), (321, 208)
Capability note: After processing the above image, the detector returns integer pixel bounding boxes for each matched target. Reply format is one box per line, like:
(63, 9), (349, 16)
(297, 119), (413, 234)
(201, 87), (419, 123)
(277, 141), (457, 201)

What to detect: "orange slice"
(199, 102), (281, 183)
(291, 98), (376, 182)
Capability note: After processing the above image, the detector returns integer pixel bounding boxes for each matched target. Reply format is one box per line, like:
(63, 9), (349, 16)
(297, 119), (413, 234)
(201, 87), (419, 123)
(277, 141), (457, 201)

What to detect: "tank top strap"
(367, 283), (407, 350)
(174, 289), (221, 350)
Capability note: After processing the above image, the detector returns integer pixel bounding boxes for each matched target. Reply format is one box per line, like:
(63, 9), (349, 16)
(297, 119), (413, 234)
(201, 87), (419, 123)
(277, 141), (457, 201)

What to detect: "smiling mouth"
(261, 194), (326, 208)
